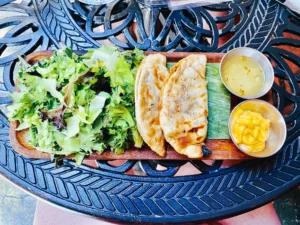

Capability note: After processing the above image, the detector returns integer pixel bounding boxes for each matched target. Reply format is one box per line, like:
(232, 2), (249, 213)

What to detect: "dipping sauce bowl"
(220, 47), (274, 99)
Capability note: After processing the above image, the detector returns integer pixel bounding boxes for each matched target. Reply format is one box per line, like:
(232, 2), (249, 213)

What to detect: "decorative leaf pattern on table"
(34, 0), (99, 49)
(0, 1), (50, 104)
(217, 0), (280, 52)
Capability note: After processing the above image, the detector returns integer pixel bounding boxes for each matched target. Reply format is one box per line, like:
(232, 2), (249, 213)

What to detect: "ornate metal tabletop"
(0, 0), (299, 223)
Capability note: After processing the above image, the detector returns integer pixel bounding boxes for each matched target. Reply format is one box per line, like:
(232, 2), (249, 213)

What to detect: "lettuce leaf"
(65, 116), (80, 138)
(88, 92), (109, 124)
(104, 55), (134, 88)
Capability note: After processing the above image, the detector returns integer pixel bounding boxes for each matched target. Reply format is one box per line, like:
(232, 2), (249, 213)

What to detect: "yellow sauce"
(231, 108), (270, 153)
(222, 56), (264, 96)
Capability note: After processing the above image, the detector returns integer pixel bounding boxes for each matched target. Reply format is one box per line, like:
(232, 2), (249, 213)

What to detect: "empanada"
(160, 54), (209, 158)
(135, 54), (169, 157)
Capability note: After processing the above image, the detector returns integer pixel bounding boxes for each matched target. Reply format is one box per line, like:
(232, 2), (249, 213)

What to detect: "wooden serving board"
(9, 51), (260, 160)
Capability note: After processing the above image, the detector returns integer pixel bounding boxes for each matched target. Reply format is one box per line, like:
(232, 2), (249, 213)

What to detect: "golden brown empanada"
(135, 54), (169, 157)
(160, 54), (208, 158)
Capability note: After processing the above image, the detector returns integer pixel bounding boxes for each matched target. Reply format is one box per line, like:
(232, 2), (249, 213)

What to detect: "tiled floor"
(0, 176), (36, 225)
(0, 175), (299, 225)
(274, 187), (300, 225)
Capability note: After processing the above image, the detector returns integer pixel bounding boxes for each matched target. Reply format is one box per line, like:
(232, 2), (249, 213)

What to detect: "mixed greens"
(8, 46), (145, 164)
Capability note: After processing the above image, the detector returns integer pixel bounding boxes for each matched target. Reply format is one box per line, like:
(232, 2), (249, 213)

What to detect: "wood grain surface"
(10, 51), (255, 160)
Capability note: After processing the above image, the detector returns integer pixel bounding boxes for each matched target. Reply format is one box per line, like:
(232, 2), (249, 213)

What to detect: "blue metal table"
(0, 0), (299, 223)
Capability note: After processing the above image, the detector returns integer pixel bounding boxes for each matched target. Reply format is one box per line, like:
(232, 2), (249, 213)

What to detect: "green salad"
(8, 46), (145, 164)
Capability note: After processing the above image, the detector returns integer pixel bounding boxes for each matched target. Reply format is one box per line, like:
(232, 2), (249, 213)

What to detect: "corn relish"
(231, 108), (270, 153)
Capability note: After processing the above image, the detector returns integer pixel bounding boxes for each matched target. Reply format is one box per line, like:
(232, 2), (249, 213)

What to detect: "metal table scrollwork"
(0, 0), (299, 223)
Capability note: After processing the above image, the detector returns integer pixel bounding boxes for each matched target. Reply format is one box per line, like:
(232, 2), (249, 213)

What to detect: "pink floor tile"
(34, 200), (281, 225)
